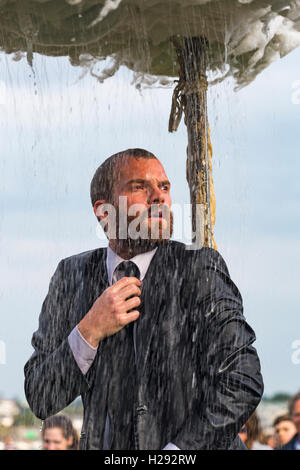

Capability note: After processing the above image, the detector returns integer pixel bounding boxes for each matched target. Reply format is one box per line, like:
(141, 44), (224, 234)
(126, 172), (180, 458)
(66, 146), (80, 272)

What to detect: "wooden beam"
(171, 36), (216, 248)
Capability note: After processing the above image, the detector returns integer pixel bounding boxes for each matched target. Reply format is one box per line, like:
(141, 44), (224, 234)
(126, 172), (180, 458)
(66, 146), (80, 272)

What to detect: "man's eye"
(133, 184), (144, 190)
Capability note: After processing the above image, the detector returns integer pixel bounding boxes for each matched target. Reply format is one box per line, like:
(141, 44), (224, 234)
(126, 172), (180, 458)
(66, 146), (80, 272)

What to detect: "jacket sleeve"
(173, 247), (264, 450)
(24, 259), (94, 420)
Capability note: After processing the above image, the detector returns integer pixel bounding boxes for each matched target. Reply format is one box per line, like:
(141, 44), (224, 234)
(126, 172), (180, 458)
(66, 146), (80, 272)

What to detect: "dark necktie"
(112, 260), (140, 284)
(106, 260), (140, 449)
(112, 260), (141, 358)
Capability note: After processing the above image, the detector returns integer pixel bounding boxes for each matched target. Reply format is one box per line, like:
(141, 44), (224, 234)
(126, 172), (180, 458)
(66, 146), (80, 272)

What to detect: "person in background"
(260, 432), (277, 449)
(41, 415), (79, 450)
(273, 414), (296, 448)
(277, 391), (300, 450)
(238, 412), (272, 450)
(4, 436), (16, 450)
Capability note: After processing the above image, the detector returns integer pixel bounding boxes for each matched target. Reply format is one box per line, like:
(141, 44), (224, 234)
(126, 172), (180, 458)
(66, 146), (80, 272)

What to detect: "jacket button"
(136, 404), (148, 415)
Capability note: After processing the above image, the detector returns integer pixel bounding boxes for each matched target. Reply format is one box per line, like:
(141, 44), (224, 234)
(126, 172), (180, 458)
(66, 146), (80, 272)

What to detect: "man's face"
(111, 157), (173, 243)
(292, 399), (300, 434)
(274, 420), (297, 446)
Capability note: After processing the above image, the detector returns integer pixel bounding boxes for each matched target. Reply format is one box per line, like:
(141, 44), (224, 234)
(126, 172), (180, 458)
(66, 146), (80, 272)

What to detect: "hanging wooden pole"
(169, 36), (217, 249)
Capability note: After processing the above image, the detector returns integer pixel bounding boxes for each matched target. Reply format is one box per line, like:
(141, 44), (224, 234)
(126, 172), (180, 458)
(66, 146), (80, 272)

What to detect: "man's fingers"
(124, 296), (141, 311)
(119, 310), (140, 326)
(118, 283), (141, 300)
(111, 276), (141, 293)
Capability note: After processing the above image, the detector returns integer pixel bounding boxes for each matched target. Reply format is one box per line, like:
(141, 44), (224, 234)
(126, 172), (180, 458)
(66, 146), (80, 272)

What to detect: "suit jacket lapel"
(82, 247), (109, 380)
(135, 244), (168, 377)
(85, 247), (109, 310)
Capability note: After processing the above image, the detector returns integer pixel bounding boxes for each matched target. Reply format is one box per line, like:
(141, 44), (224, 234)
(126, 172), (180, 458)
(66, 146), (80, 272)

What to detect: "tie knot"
(113, 261), (140, 283)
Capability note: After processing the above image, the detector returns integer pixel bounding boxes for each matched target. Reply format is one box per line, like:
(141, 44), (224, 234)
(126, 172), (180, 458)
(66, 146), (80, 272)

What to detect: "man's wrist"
(68, 326), (98, 375)
(78, 316), (101, 349)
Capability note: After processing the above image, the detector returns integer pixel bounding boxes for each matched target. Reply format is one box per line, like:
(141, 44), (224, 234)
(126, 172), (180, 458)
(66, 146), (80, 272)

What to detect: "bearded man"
(24, 148), (263, 450)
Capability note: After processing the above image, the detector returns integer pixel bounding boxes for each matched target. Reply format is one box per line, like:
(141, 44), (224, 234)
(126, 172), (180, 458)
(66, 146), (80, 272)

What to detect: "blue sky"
(0, 46), (300, 399)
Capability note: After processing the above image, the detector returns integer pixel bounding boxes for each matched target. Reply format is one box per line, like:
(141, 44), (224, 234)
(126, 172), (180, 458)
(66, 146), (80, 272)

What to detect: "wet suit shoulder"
(24, 247), (107, 420)
(156, 240), (263, 449)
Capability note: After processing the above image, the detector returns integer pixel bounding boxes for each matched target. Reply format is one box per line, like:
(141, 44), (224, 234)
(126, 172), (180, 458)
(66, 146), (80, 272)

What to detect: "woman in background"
(41, 415), (79, 450)
(238, 412), (272, 450)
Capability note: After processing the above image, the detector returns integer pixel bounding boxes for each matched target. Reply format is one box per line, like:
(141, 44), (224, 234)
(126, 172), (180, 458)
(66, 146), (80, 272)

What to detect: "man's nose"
(148, 186), (164, 204)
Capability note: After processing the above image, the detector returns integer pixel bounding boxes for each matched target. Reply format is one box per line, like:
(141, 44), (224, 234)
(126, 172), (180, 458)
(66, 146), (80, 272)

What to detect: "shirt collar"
(106, 245), (158, 285)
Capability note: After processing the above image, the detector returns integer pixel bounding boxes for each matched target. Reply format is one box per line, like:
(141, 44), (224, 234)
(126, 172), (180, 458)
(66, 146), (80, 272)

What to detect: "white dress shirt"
(68, 245), (179, 450)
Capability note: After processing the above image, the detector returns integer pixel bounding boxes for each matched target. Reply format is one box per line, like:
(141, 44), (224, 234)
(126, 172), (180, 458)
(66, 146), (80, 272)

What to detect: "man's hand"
(78, 277), (141, 348)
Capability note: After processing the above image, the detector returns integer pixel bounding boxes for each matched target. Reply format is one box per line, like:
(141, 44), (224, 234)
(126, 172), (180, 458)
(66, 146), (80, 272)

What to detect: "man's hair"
(273, 414), (293, 427)
(90, 148), (157, 206)
(288, 391), (300, 416)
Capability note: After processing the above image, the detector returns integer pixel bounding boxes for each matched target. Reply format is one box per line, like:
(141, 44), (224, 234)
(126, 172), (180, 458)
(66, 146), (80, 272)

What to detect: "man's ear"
(93, 200), (107, 222)
(94, 199), (117, 239)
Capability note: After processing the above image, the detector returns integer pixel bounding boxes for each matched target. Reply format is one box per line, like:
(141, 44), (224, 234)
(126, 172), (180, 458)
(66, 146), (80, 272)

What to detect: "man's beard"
(103, 205), (173, 252)
(129, 206), (173, 239)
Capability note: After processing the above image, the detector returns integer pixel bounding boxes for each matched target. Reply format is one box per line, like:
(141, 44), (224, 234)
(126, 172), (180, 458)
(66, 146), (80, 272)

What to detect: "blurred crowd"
(238, 390), (300, 450)
(1, 391), (300, 450)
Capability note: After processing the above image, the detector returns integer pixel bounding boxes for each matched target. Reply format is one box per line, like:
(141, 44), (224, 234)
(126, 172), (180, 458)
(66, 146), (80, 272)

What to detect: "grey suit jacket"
(24, 241), (263, 449)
